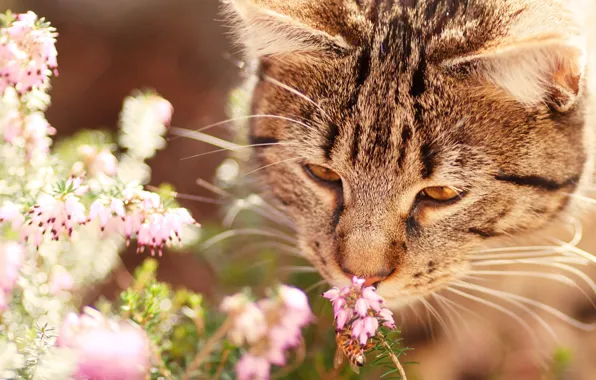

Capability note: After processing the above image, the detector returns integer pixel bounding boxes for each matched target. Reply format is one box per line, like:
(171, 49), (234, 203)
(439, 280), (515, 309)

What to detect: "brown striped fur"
(222, 0), (595, 307)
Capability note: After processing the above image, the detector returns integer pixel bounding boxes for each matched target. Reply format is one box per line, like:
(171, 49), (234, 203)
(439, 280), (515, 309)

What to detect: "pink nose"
(362, 276), (387, 288)
(342, 269), (393, 288)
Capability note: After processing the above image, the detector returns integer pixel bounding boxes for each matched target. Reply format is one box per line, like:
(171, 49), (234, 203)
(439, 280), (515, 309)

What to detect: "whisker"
(240, 156), (305, 178)
(467, 270), (579, 288)
(277, 266), (318, 274)
(419, 298), (453, 341)
(196, 178), (232, 198)
(223, 196), (295, 231)
(548, 239), (596, 265)
(470, 258), (596, 304)
(228, 241), (304, 259)
(170, 128), (241, 150)
(145, 186), (227, 205)
(469, 256), (589, 265)
(305, 279), (327, 294)
(243, 200), (296, 231)
(473, 246), (562, 255)
(467, 249), (564, 261)
(565, 192), (596, 206)
(446, 286), (543, 345)
(406, 302), (432, 340)
(454, 281), (595, 332)
(195, 179), (295, 230)
(435, 293), (483, 322)
(169, 114), (317, 143)
(200, 228), (297, 252)
(261, 75), (331, 121)
(453, 282), (558, 341)
(180, 142), (291, 161)
(431, 293), (464, 342)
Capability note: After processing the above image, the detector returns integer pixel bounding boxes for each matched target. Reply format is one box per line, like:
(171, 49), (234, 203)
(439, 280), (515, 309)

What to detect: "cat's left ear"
(444, 36), (587, 113)
(222, 0), (354, 59)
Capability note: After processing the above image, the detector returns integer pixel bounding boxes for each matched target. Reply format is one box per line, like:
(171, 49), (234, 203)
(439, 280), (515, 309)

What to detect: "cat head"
(223, 0), (593, 306)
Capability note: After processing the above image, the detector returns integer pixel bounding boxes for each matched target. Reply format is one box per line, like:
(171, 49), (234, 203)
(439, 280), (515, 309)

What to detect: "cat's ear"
(222, 0), (352, 58)
(444, 37), (587, 112)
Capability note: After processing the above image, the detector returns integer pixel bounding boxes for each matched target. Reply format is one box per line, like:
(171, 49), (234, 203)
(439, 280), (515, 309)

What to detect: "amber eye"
(305, 164), (341, 183)
(420, 186), (461, 202)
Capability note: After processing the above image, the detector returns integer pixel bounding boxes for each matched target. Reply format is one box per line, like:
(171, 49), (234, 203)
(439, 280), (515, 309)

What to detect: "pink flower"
(352, 276), (365, 287)
(363, 316), (379, 339)
(0, 202), (25, 231)
(148, 96), (173, 126)
(0, 11), (58, 95)
(78, 145), (118, 177)
(323, 277), (397, 349)
(0, 290), (6, 312)
(335, 308), (351, 330)
(89, 188), (198, 256)
(236, 354), (270, 380)
(57, 309), (150, 380)
(0, 242), (23, 294)
(378, 308), (396, 329)
(50, 270), (74, 294)
(224, 287), (313, 380)
(21, 192), (87, 248)
(322, 287), (341, 302)
(355, 298), (369, 317)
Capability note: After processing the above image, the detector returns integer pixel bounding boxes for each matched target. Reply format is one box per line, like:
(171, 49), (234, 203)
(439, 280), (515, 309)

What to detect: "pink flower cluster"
(75, 145), (118, 177)
(57, 308), (150, 380)
(2, 112), (56, 159)
(0, 177), (88, 248)
(0, 241), (23, 311)
(221, 286), (313, 380)
(0, 11), (58, 95)
(0, 180), (198, 254)
(89, 187), (198, 256)
(323, 277), (396, 346)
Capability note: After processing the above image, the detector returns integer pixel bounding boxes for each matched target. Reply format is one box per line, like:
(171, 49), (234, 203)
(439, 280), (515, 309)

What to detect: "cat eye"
(304, 164), (341, 183)
(419, 186), (461, 203)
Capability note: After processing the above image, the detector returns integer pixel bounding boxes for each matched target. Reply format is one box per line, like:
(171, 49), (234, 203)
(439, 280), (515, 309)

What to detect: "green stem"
(379, 336), (408, 380)
(182, 318), (233, 380)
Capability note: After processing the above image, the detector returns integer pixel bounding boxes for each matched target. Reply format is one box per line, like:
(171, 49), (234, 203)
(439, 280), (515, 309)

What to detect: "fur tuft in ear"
(444, 37), (587, 112)
(221, 0), (351, 59)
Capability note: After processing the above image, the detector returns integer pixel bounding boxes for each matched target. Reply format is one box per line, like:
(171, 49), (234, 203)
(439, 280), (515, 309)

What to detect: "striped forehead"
(320, 7), (441, 174)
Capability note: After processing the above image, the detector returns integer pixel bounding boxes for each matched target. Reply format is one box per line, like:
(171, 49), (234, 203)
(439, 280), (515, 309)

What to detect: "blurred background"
(2, 0), (596, 379)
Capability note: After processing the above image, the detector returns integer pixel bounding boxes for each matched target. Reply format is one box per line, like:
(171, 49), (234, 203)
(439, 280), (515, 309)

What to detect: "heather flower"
(0, 241), (23, 293)
(20, 190), (87, 248)
(0, 11), (58, 95)
(236, 354), (271, 380)
(0, 201), (25, 231)
(323, 277), (396, 348)
(0, 241), (23, 310)
(77, 145), (118, 177)
(119, 93), (173, 160)
(88, 186), (199, 256)
(56, 308), (150, 380)
(49, 269), (74, 294)
(223, 286), (313, 380)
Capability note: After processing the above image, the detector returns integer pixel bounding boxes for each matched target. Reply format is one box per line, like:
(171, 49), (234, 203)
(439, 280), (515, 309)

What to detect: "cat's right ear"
(221, 0), (353, 59)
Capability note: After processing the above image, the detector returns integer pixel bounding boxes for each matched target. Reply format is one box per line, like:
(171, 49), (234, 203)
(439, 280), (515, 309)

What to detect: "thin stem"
(183, 318), (233, 380)
(214, 349), (231, 380)
(150, 340), (174, 380)
(379, 336), (408, 380)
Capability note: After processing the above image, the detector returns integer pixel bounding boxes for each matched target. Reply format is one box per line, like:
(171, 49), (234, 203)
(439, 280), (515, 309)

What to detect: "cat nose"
(341, 268), (394, 288)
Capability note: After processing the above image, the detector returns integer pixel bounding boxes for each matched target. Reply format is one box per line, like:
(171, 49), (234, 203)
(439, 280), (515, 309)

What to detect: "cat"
(221, 0), (596, 310)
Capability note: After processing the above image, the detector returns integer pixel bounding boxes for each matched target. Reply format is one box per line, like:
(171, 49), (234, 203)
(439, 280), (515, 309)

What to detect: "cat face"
(224, 0), (593, 306)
